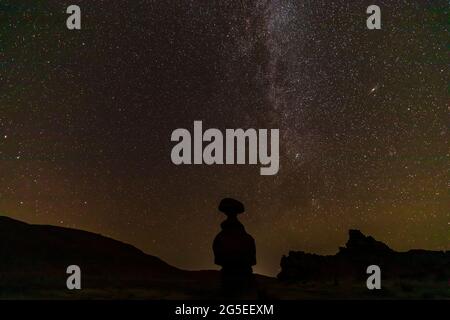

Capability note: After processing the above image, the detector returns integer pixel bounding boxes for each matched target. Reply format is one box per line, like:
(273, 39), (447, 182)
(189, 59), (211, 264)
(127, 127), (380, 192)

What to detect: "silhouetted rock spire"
(213, 198), (256, 272)
(213, 198), (256, 295)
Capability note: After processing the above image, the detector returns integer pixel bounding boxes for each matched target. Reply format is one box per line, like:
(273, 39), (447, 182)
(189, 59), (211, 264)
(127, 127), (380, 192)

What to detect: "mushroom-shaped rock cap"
(218, 198), (245, 215)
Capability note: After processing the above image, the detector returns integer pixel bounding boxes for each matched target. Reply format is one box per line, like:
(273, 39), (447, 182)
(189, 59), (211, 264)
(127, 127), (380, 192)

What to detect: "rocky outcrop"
(278, 230), (450, 282)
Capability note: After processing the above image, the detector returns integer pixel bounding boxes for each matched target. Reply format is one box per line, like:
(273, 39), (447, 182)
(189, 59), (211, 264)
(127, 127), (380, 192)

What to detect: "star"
(369, 84), (379, 95)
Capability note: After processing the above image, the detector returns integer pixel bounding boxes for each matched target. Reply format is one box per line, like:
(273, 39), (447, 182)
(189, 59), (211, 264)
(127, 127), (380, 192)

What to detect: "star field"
(0, 1), (448, 275)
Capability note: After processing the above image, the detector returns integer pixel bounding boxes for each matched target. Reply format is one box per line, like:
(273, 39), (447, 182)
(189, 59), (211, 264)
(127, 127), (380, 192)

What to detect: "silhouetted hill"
(0, 216), (186, 290)
(278, 229), (450, 283)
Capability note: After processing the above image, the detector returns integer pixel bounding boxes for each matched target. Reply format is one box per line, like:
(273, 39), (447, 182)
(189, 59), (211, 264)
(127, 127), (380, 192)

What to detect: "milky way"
(0, 1), (448, 275)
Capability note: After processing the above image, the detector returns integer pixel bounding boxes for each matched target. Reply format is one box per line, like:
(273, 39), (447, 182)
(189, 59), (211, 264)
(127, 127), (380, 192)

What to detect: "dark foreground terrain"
(0, 216), (448, 299)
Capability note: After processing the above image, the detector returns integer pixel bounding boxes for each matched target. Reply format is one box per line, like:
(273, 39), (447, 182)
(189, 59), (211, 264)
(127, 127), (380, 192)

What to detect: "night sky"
(0, 1), (448, 276)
